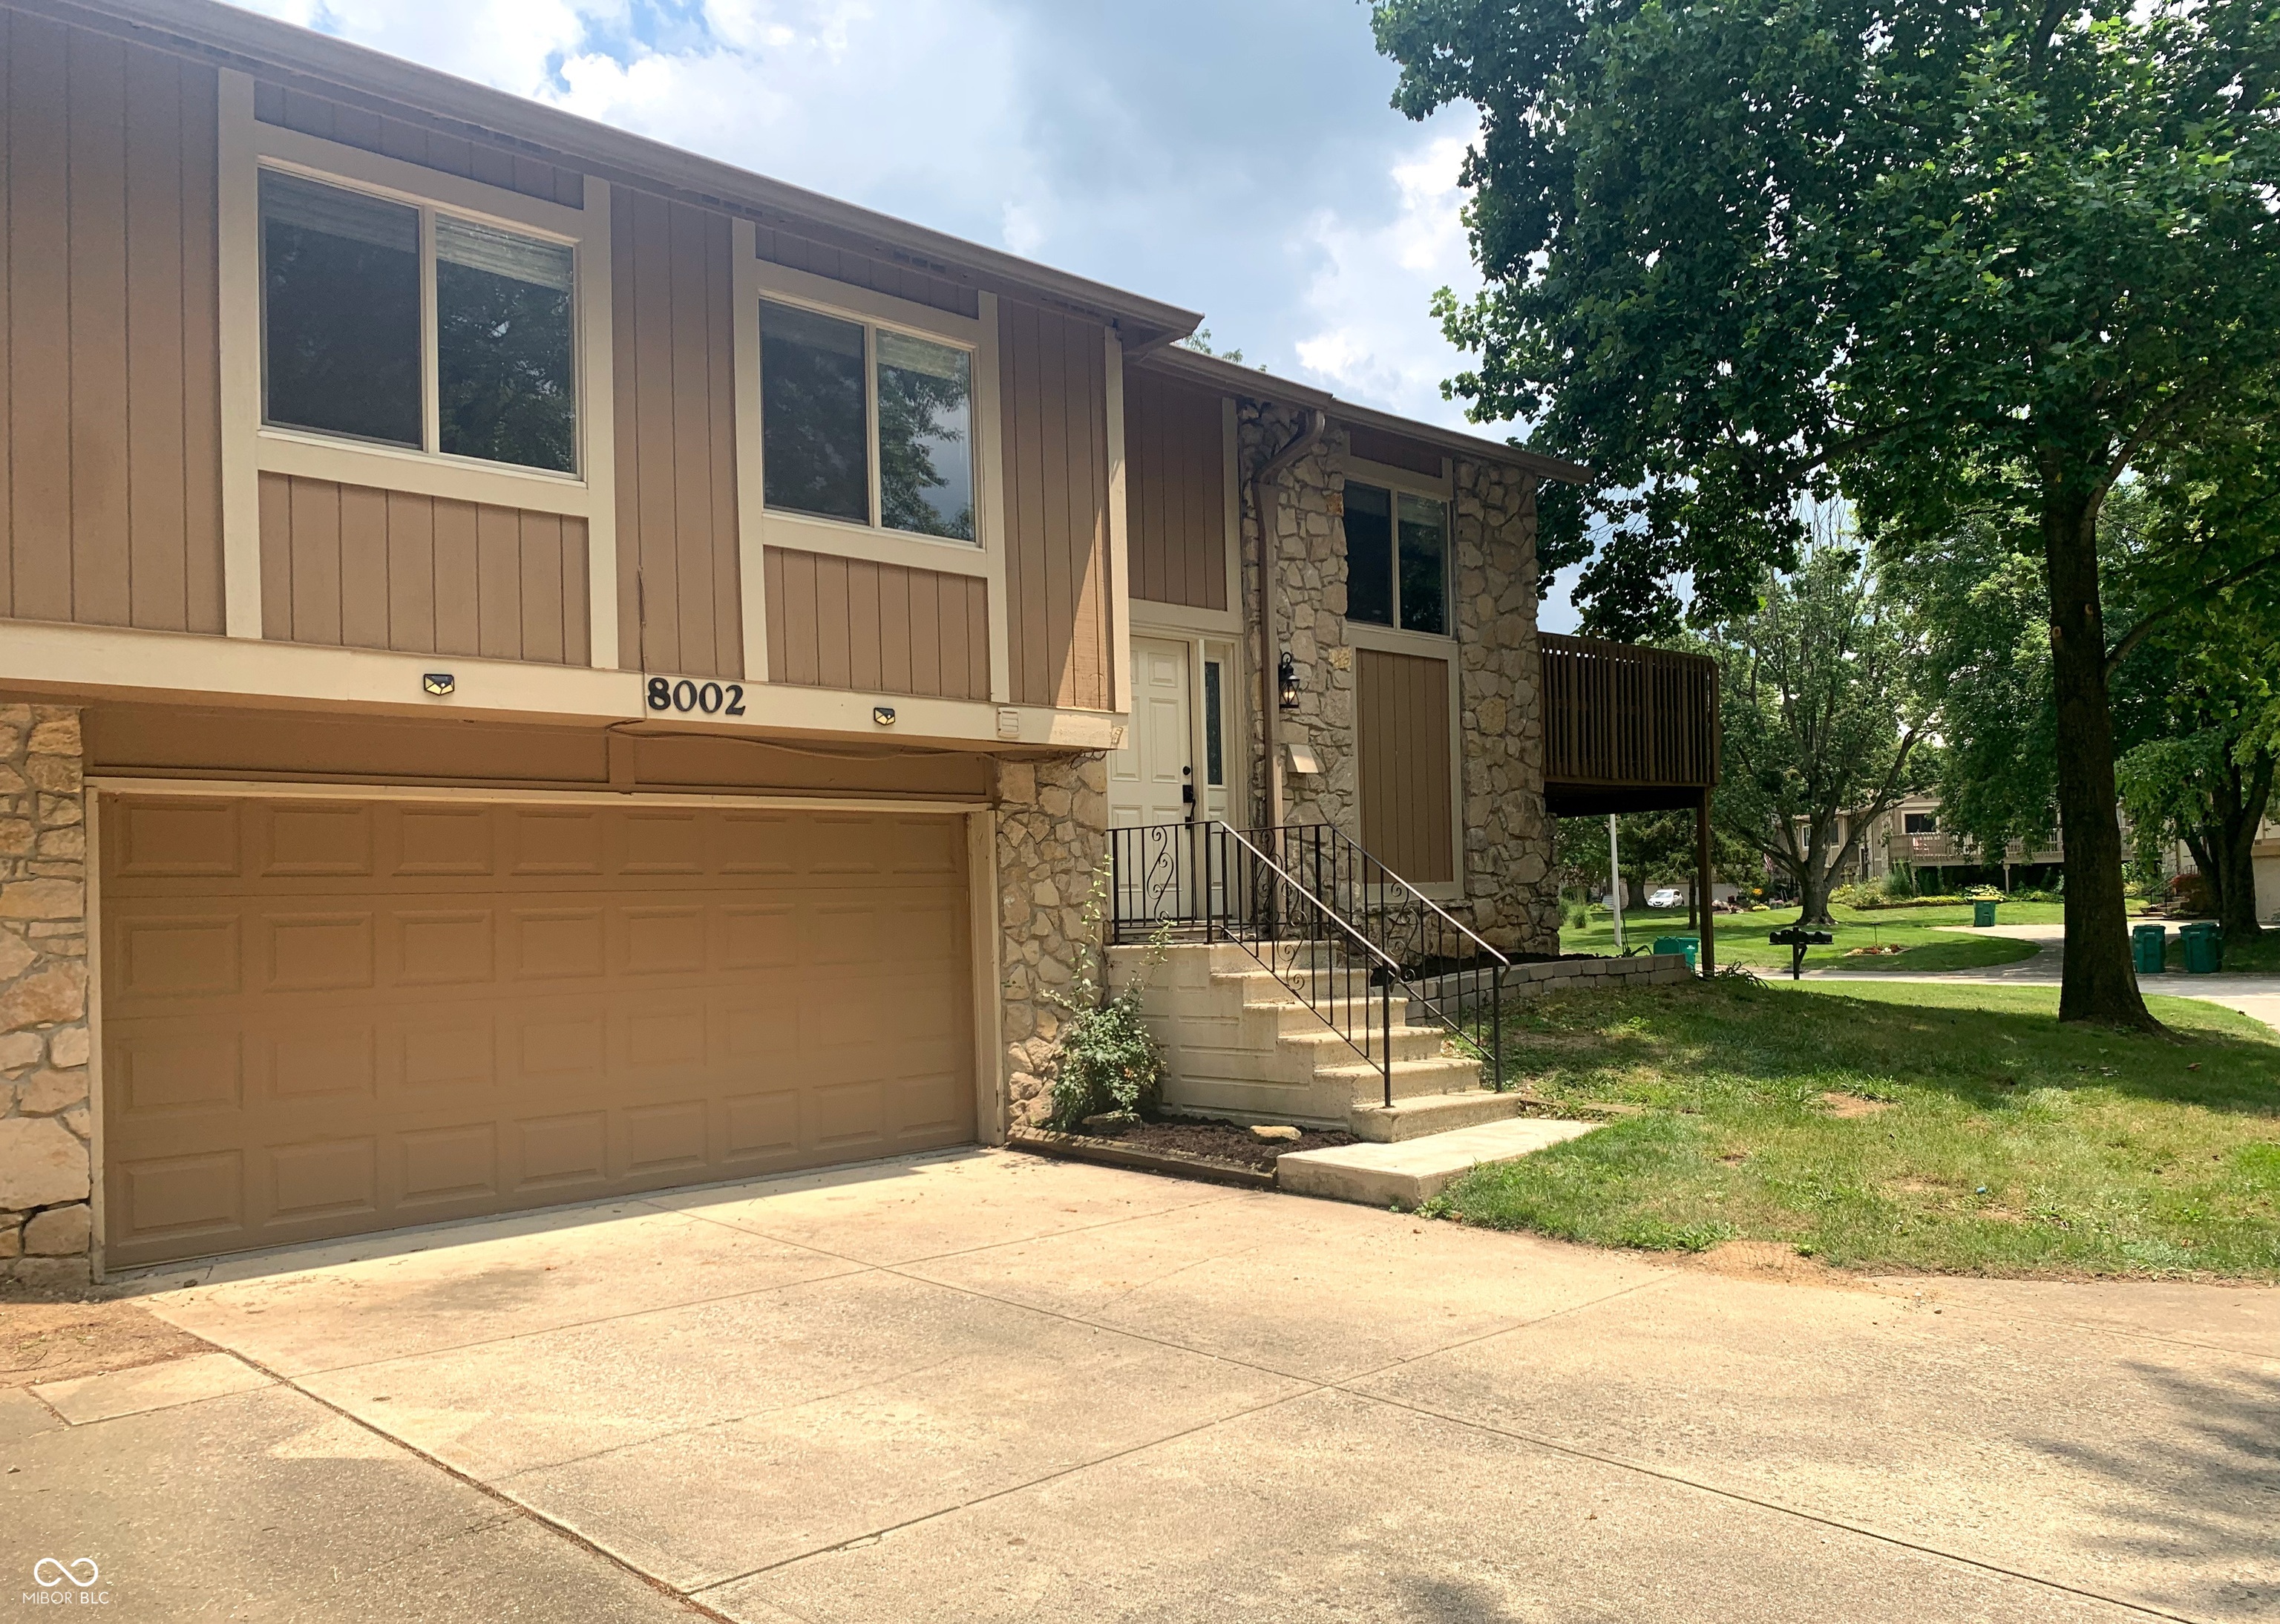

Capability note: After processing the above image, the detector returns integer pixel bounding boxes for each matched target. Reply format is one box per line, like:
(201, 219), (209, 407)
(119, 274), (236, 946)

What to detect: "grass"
(1560, 901), (2048, 974)
(1425, 976), (2280, 1278)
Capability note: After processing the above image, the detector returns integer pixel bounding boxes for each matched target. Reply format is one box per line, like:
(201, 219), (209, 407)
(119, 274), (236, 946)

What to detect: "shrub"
(1046, 865), (1170, 1129)
(1881, 860), (1916, 901)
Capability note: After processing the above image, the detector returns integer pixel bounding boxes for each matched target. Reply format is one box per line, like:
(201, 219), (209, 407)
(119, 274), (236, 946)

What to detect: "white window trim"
(1345, 619), (1467, 900)
(734, 241), (1010, 700)
(1341, 470), (1456, 644)
(216, 71), (620, 664)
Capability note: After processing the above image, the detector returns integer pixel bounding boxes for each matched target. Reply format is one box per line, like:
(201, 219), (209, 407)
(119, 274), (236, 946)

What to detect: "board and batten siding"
(258, 472), (591, 664)
(1124, 367), (1227, 611)
(611, 186), (741, 679)
(251, 79), (585, 209)
(999, 298), (1113, 711)
(753, 224), (978, 321)
(1, 12), (225, 635)
(762, 547), (989, 701)
(1357, 647), (1455, 885)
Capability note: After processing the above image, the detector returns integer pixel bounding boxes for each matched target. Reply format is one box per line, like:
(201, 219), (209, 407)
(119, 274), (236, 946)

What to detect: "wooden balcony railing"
(1541, 634), (1718, 815)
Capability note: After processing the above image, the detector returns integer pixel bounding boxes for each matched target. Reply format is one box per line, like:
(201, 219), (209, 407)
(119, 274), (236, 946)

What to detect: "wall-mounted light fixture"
(872, 705), (897, 727)
(1277, 651), (1300, 711)
(422, 672), (455, 697)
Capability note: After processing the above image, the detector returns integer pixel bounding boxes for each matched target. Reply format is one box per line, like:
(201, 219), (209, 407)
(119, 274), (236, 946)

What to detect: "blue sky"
(229, 0), (1583, 626)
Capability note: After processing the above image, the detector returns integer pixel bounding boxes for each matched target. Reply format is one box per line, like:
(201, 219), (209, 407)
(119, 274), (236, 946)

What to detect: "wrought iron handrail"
(1249, 824), (1507, 1087)
(1107, 820), (1401, 1105)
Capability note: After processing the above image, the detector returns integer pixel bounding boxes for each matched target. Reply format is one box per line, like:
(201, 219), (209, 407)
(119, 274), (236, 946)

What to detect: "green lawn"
(1559, 902), (2047, 974)
(1426, 977), (2280, 1278)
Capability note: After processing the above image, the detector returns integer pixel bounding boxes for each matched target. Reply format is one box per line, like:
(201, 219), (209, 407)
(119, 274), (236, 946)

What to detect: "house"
(0, 0), (1713, 1280)
(1844, 796), (2068, 893)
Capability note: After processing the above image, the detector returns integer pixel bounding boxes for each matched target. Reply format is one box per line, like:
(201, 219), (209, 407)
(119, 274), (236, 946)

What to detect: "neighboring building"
(1845, 796), (2068, 892)
(2254, 816), (2280, 923)
(0, 0), (1714, 1280)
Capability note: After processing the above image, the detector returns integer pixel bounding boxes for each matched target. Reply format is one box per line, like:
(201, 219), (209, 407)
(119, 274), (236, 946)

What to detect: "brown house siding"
(1357, 646), (1455, 884)
(1125, 368), (1226, 611)
(251, 80), (585, 209)
(611, 186), (741, 678)
(1346, 423), (1445, 479)
(999, 298), (1112, 711)
(258, 472), (590, 664)
(762, 546), (989, 701)
(1, 12), (223, 635)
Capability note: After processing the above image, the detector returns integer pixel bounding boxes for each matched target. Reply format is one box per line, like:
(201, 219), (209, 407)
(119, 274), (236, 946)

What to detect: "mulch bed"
(1097, 1116), (1357, 1172)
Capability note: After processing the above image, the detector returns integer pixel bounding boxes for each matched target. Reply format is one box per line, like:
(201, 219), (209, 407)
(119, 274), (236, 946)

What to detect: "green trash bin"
(1972, 899), (1998, 927)
(2132, 923), (2168, 975)
(2181, 923), (2224, 975)
(1651, 934), (1699, 972)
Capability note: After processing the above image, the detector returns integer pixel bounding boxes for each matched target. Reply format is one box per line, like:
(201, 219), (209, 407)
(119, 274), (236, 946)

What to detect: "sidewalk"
(1808, 923), (2280, 1034)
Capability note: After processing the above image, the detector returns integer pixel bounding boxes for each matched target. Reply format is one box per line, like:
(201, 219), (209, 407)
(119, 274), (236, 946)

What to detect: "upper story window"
(1343, 480), (1448, 635)
(1903, 812), (1939, 835)
(759, 298), (975, 543)
(260, 169), (577, 475)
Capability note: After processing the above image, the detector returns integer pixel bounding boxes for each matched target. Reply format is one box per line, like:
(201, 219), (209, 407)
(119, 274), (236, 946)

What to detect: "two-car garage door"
(99, 797), (976, 1268)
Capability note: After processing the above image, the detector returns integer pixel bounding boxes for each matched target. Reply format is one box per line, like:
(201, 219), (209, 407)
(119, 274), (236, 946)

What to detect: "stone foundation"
(995, 753), (1110, 1132)
(0, 706), (92, 1286)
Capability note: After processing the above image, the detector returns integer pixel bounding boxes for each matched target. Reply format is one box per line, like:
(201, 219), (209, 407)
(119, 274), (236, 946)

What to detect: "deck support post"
(1695, 789), (1716, 978)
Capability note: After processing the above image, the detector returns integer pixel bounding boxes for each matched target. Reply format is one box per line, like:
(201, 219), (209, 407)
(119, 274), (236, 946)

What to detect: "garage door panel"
(395, 805), (494, 875)
(266, 1137), (378, 1224)
(508, 808), (605, 875)
(102, 800), (976, 1266)
(399, 1123), (499, 1207)
(260, 802), (375, 876)
(113, 911), (242, 1000)
(262, 911), (377, 992)
(395, 910), (497, 986)
(111, 799), (241, 878)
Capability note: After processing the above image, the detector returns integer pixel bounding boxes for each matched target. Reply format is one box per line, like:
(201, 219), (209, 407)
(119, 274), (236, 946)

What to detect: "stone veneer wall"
(0, 707), (93, 1285)
(995, 753), (1110, 1131)
(1235, 402), (1355, 835)
(1233, 402), (1559, 957)
(1450, 459), (1559, 954)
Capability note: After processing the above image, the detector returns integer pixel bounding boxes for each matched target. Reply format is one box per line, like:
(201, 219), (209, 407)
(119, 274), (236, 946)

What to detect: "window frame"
(216, 76), (619, 655)
(733, 240), (1010, 698)
(1340, 454), (1455, 644)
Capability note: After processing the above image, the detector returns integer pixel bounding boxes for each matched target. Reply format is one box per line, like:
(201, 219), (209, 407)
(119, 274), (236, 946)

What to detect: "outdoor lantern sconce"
(1278, 651), (1300, 710)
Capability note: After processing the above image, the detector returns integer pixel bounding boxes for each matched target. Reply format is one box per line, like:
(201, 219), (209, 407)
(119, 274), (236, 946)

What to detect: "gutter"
(1251, 408), (1328, 830)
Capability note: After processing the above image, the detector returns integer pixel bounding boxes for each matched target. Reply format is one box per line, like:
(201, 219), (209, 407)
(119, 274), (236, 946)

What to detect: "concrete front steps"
(1112, 940), (1516, 1134)
(1110, 939), (1604, 1208)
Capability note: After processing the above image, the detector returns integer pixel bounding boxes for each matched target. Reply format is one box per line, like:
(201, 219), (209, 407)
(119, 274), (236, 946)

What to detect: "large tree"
(1708, 546), (1930, 923)
(1372, 0), (2280, 1027)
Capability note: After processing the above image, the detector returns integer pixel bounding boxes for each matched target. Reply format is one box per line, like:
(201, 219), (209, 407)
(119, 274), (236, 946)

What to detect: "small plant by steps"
(1046, 865), (1173, 1130)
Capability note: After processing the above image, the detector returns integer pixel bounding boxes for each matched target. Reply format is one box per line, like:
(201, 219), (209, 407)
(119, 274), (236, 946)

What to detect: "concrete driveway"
(8, 1149), (2276, 1623)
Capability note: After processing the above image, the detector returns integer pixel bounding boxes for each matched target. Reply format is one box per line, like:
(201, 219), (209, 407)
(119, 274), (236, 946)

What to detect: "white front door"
(1110, 637), (1193, 829)
(1110, 637), (1195, 920)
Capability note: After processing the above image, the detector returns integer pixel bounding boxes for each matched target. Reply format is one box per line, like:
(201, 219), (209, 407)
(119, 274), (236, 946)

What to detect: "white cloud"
(1291, 121), (1492, 433)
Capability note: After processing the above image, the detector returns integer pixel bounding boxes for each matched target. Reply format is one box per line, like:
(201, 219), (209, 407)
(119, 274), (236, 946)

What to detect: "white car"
(1645, 887), (1683, 909)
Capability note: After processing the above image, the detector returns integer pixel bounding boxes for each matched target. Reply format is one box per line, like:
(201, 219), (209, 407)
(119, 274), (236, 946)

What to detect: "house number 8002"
(646, 676), (747, 716)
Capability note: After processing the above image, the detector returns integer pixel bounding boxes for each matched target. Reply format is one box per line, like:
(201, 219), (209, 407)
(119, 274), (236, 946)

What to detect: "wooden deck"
(1540, 634), (1718, 816)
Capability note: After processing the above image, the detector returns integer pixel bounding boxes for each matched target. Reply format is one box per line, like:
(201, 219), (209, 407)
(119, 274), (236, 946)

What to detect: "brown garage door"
(99, 796), (974, 1267)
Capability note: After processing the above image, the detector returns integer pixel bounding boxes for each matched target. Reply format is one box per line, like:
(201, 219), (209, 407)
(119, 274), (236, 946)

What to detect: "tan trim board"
(82, 783), (109, 1281)
(216, 70), (262, 638)
(1222, 396), (1242, 629)
(758, 512), (992, 578)
(1346, 454), (1453, 503)
(577, 176), (622, 670)
(966, 809), (1006, 1146)
(976, 292), (1012, 704)
(1, 620), (1119, 748)
(732, 219), (773, 686)
(1104, 330), (1133, 717)
(1130, 601), (1240, 638)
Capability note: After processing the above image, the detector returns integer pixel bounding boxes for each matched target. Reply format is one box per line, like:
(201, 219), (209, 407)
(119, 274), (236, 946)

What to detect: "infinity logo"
(32, 1557), (99, 1588)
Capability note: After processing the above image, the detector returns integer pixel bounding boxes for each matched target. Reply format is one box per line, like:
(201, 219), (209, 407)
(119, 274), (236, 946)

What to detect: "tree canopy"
(1373, 0), (2280, 1024)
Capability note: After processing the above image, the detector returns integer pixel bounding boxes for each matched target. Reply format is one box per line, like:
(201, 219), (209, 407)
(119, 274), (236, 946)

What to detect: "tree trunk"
(1798, 862), (1835, 926)
(2042, 479), (2158, 1028)
(2208, 752), (2273, 943)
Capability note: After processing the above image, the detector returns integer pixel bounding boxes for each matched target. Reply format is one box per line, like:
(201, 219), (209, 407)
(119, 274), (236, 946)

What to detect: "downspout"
(1251, 407), (1328, 831)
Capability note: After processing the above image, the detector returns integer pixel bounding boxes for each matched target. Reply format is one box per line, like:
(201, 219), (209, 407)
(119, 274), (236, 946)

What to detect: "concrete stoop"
(1277, 1118), (1602, 1208)
(1110, 940), (1501, 1132)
